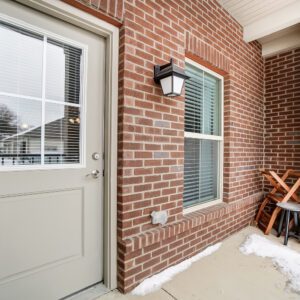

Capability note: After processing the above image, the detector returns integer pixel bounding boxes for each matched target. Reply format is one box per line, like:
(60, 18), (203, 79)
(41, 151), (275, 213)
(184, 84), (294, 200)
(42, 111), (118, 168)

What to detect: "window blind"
(185, 65), (203, 133)
(204, 73), (220, 136)
(185, 64), (220, 136)
(184, 63), (222, 208)
(45, 39), (82, 165)
(184, 138), (219, 206)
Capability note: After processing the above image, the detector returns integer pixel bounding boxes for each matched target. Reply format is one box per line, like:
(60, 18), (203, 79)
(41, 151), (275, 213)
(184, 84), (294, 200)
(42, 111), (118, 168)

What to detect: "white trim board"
(15, 0), (119, 290)
(217, 0), (300, 56)
(243, 1), (300, 43)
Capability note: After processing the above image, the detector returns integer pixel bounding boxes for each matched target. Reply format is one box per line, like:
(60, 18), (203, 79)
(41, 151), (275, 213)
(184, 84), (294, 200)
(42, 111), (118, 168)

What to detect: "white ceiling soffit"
(259, 24), (300, 57)
(217, 0), (300, 57)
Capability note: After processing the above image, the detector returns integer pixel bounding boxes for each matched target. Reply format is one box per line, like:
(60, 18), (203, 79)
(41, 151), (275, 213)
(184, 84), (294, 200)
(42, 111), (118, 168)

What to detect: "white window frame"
(183, 58), (224, 214)
(0, 13), (88, 171)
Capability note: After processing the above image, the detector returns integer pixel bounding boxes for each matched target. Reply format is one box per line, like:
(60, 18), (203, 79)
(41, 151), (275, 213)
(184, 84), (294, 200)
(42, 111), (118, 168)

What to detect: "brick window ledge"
(120, 192), (262, 253)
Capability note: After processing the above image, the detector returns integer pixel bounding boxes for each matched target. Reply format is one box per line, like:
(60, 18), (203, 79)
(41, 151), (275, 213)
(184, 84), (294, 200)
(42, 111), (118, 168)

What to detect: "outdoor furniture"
(277, 201), (300, 245)
(255, 169), (300, 235)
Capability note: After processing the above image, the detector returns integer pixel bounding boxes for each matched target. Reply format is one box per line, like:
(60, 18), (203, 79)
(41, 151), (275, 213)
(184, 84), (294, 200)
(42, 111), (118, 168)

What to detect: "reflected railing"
(0, 154), (66, 165)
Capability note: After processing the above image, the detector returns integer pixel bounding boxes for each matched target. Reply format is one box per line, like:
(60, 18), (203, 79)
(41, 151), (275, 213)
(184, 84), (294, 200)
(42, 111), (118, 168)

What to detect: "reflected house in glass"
(0, 111), (80, 165)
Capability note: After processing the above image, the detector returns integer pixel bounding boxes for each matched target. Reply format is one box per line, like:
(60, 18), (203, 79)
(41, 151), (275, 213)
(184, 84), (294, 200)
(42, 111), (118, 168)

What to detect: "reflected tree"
(0, 104), (17, 140)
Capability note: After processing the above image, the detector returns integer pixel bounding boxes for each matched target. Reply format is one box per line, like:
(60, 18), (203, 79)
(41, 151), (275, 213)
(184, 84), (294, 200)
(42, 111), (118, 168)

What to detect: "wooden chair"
(255, 169), (300, 235)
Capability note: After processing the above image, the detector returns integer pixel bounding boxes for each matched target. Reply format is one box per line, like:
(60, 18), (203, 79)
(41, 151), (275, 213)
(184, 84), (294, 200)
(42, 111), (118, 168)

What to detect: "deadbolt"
(92, 152), (101, 160)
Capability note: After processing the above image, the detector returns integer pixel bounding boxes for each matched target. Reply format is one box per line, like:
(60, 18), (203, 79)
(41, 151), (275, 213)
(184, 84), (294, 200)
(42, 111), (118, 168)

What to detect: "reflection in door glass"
(0, 22), (43, 97)
(0, 96), (42, 165)
(0, 21), (83, 168)
(46, 39), (82, 104)
(45, 104), (80, 164)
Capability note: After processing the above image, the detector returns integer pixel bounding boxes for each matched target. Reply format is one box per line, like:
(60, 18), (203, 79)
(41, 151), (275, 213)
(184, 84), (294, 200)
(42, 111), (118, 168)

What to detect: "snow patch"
(240, 234), (300, 293)
(131, 242), (222, 296)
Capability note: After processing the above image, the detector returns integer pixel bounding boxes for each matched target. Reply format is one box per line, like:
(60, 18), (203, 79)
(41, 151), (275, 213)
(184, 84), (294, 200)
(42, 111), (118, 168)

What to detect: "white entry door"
(0, 1), (105, 299)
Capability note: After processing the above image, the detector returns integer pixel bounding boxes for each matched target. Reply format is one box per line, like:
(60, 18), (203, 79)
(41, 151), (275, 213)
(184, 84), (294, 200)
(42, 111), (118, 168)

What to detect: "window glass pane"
(203, 73), (220, 135)
(0, 22), (43, 97)
(0, 96), (41, 166)
(185, 63), (221, 136)
(183, 137), (200, 207)
(46, 39), (82, 104)
(45, 103), (80, 164)
(185, 64), (203, 133)
(199, 139), (219, 202)
(184, 138), (220, 207)
(173, 76), (184, 95)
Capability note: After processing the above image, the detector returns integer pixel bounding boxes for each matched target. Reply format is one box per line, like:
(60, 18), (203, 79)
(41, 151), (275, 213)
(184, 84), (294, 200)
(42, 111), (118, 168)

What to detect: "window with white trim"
(184, 60), (223, 209)
(0, 21), (84, 168)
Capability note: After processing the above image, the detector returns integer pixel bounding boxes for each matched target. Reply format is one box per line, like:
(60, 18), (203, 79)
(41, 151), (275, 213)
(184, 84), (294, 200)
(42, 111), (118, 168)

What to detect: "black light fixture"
(154, 58), (190, 97)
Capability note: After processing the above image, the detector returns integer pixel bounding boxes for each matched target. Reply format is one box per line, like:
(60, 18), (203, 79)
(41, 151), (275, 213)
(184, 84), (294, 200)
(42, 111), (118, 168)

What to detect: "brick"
(264, 48), (300, 184)
(68, 0), (289, 294)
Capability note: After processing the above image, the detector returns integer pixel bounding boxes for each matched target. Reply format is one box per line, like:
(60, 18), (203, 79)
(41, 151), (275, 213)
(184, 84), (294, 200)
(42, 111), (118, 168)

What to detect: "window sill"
(183, 199), (223, 215)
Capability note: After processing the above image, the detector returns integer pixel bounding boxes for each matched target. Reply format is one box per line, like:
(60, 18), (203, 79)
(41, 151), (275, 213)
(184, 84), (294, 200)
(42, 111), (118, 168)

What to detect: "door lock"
(92, 152), (101, 160)
(88, 169), (100, 179)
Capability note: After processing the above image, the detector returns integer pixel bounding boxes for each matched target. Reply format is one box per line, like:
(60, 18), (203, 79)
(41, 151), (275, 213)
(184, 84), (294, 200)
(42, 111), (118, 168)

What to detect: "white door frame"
(16, 0), (119, 290)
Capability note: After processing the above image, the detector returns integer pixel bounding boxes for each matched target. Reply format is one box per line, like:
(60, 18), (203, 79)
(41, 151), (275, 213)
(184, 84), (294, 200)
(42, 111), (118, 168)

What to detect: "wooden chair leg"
(265, 207), (281, 235)
(255, 197), (269, 224)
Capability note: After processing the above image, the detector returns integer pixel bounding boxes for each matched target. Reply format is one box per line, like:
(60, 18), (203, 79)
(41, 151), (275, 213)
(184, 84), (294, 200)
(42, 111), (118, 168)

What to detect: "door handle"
(87, 169), (100, 179)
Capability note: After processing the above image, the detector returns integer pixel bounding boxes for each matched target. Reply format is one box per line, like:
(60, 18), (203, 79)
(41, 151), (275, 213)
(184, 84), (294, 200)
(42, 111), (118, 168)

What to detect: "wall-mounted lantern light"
(154, 58), (190, 97)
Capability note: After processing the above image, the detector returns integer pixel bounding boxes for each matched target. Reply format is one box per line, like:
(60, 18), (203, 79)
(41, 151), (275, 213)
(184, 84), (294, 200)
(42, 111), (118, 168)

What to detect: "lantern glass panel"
(160, 76), (172, 95)
(173, 76), (184, 95)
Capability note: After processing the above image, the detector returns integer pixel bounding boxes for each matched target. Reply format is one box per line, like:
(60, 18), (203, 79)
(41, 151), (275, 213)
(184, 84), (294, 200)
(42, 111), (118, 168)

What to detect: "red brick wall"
(118, 194), (260, 291)
(64, 0), (265, 293)
(117, 0), (264, 292)
(70, 0), (124, 23)
(264, 48), (300, 175)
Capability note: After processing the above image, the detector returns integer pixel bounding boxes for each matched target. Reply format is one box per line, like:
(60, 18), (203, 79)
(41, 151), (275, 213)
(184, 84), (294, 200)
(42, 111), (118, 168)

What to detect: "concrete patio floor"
(97, 226), (300, 300)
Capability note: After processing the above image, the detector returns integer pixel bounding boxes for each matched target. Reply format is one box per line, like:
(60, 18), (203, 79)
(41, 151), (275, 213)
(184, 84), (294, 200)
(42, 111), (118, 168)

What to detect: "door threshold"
(62, 283), (110, 300)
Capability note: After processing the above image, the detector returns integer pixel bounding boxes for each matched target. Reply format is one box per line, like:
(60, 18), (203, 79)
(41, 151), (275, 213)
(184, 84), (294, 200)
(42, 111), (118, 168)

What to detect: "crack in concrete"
(162, 288), (178, 300)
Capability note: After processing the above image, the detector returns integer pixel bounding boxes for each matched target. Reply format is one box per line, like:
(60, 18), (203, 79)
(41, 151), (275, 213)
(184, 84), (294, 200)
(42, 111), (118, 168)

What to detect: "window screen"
(0, 21), (83, 167)
(184, 62), (222, 208)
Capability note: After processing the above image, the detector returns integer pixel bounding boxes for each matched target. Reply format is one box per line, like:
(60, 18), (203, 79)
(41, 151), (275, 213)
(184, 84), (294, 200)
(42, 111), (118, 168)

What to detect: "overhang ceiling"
(217, 0), (300, 57)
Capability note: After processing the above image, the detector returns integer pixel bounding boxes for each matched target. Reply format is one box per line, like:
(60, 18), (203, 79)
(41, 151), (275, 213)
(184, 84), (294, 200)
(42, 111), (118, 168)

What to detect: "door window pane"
(0, 22), (83, 169)
(45, 103), (80, 164)
(46, 39), (82, 104)
(0, 21), (43, 97)
(0, 96), (42, 166)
